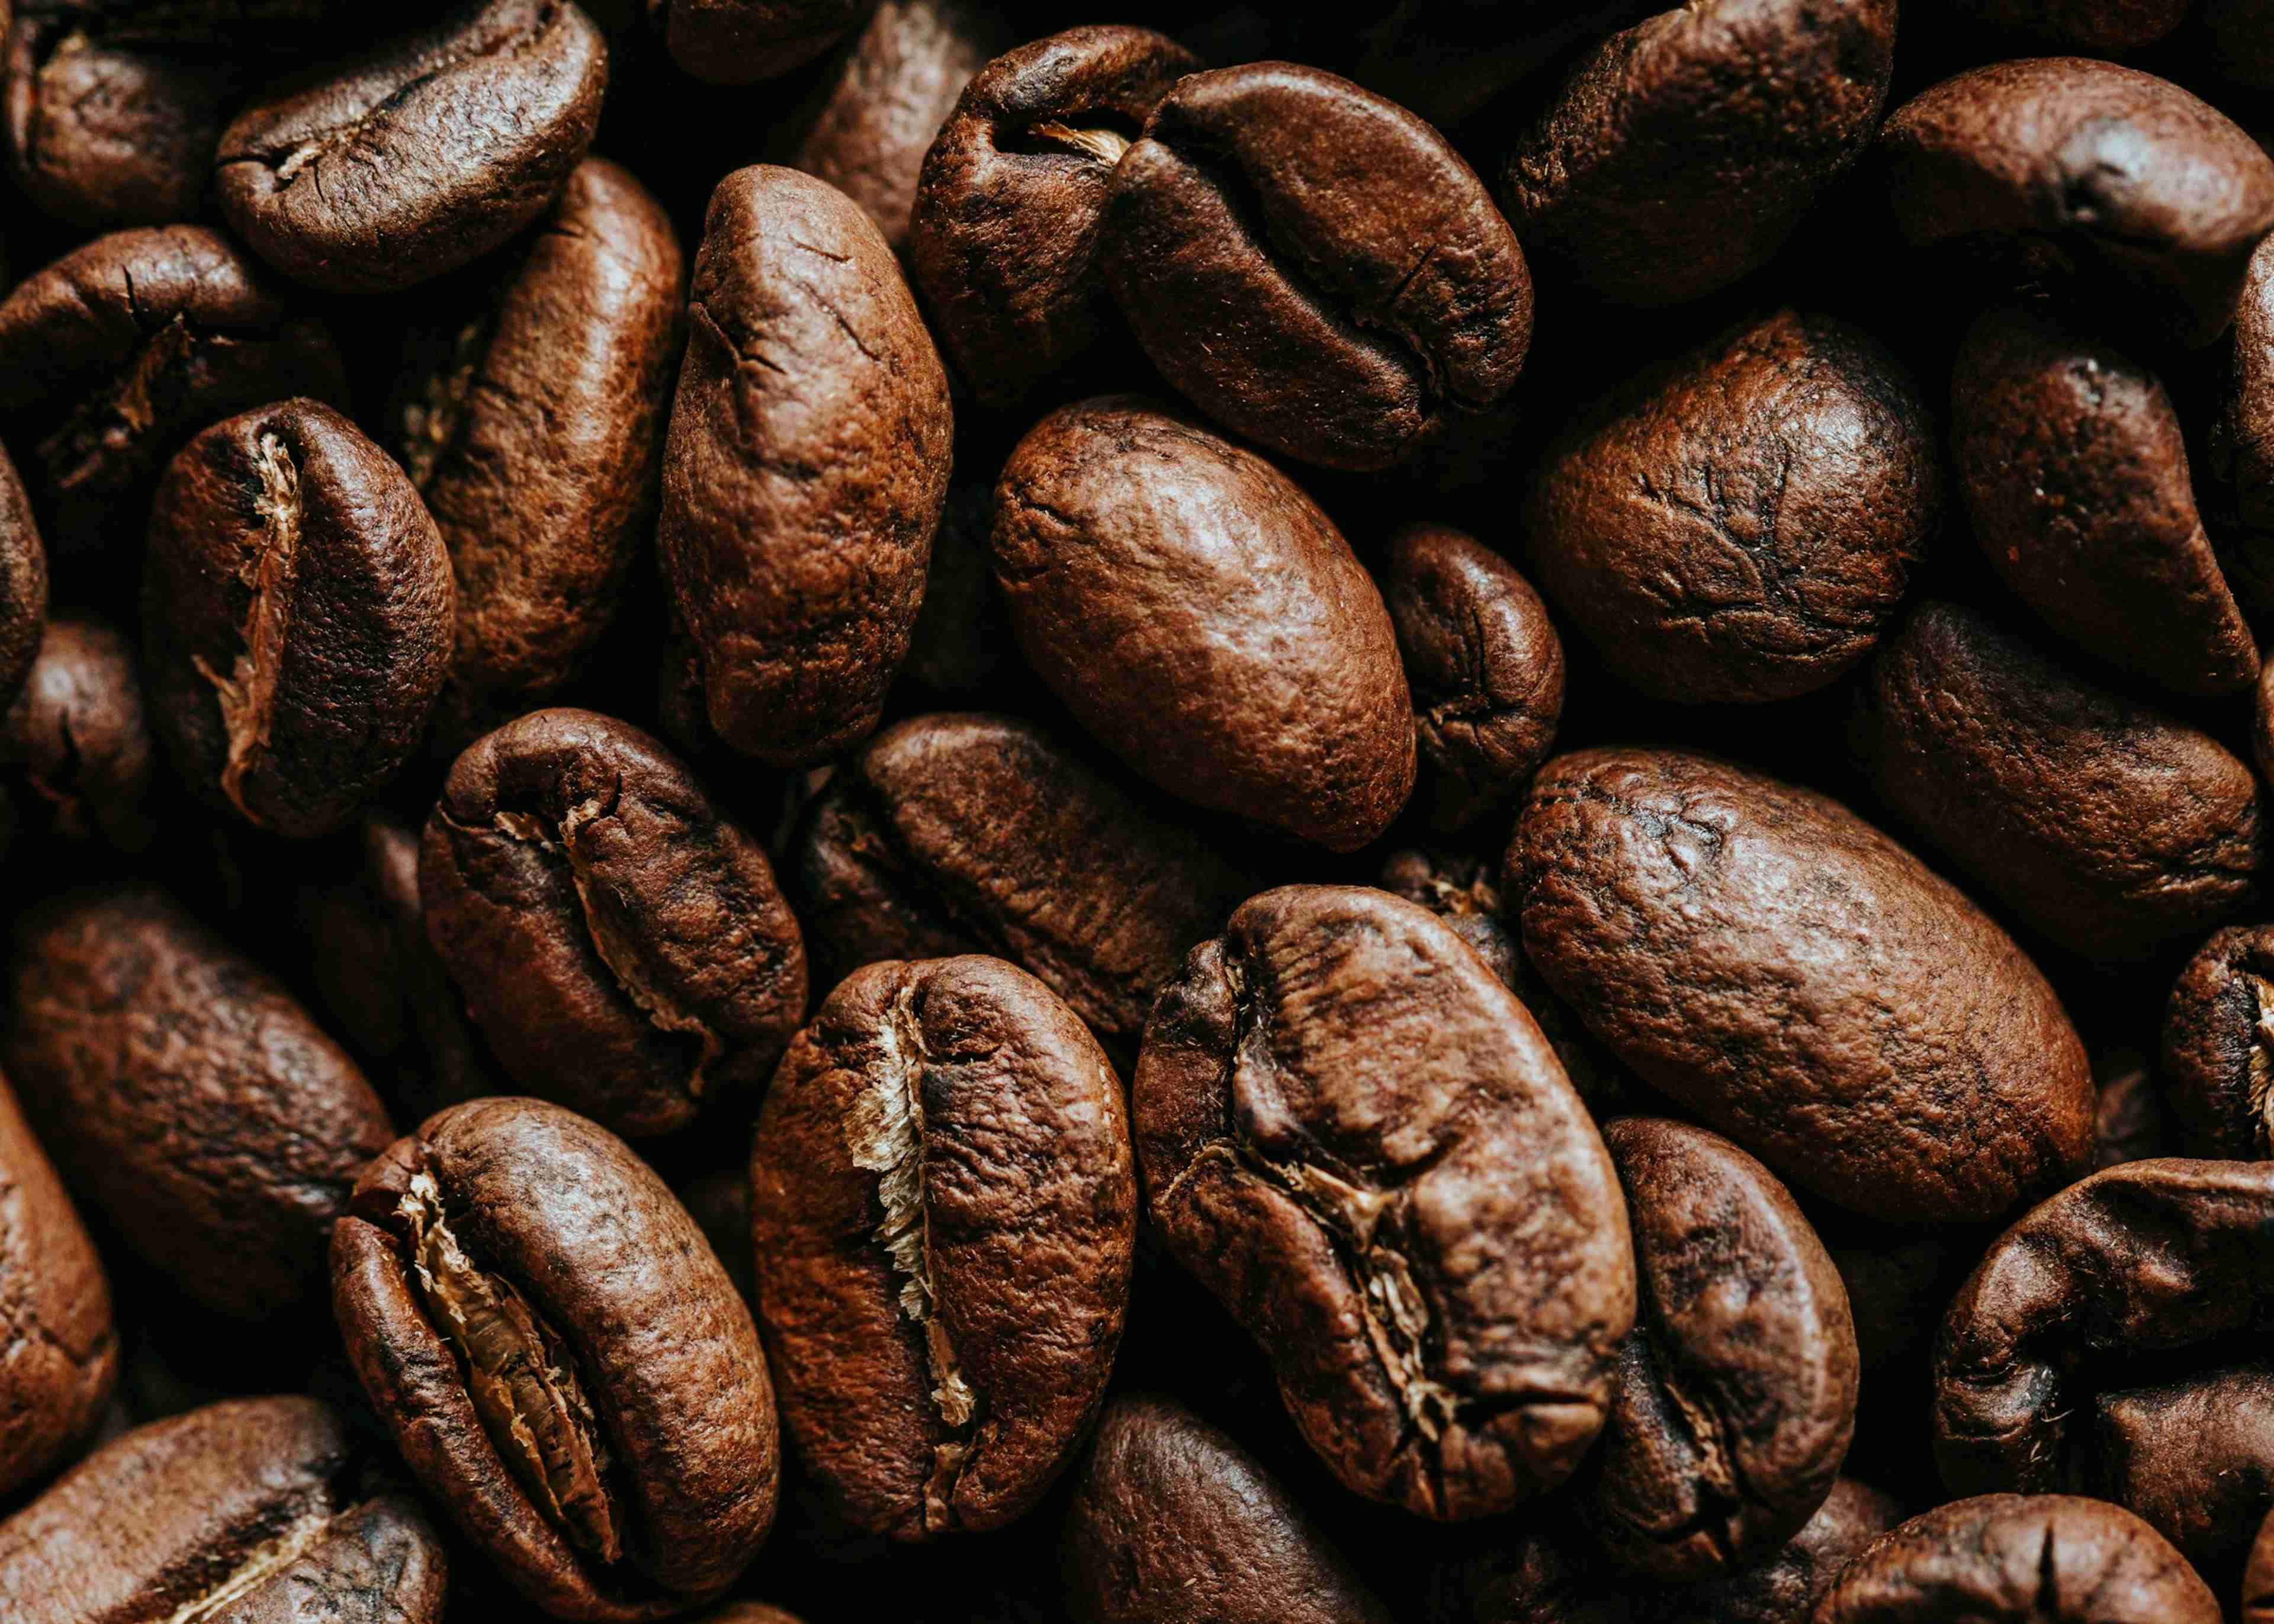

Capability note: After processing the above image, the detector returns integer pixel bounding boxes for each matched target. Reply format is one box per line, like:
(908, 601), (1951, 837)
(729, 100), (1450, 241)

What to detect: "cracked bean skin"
(1508, 747), (2095, 1224)
(1809, 1494), (2220, 1624)
(1501, 0), (1897, 307)
(654, 0), (875, 83)
(333, 1097), (779, 1620)
(1581, 1119), (1858, 1583)
(420, 707), (807, 1138)
(1879, 57), (2274, 346)
(0, 615), (158, 854)
(143, 397), (455, 840)
(2160, 924), (2274, 1160)
(1133, 884), (1636, 1521)
(1524, 309), (1936, 705)
(216, 0), (608, 295)
(1854, 602), (2264, 961)
(1, 884), (394, 1323)
(991, 397), (1414, 853)
(0, 439), (47, 710)
(0, 1396), (447, 1624)
(659, 163), (952, 768)
(1103, 63), (1533, 474)
(1061, 1393), (1396, 1624)
(749, 955), (1136, 1542)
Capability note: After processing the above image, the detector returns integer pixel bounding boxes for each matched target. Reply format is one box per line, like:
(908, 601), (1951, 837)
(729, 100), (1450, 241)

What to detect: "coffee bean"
(0, 440), (48, 706)
(0, 614), (157, 854)
(1377, 845), (1522, 988)
(2164, 925), (2274, 1160)
(2093, 1366), (2274, 1580)
(2212, 237), (2274, 582)
(656, 0), (876, 83)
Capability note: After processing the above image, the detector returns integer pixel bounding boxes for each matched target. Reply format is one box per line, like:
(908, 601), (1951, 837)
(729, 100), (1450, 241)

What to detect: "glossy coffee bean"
(2162, 923), (2274, 1159)
(0, 615), (158, 854)
(656, 0), (875, 83)
(0, 439), (47, 706)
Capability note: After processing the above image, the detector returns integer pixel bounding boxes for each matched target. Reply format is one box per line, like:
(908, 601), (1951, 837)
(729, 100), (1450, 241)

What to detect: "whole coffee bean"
(908, 26), (1199, 406)
(991, 397), (1414, 852)
(0, 614), (156, 854)
(1880, 58), (2274, 345)
(387, 156), (682, 753)
(216, 0), (608, 294)
(749, 954), (1137, 1539)
(334, 1096), (779, 1617)
(2164, 924), (2274, 1159)
(1103, 63), (1533, 473)
(1583, 1119), (1858, 1581)
(1854, 602), (2263, 961)
(655, 0), (874, 83)
(2213, 237), (2274, 571)
(1135, 885), (1635, 1519)
(1954, 302), (2257, 694)
(421, 707), (808, 1137)
(0, 1066), (116, 1498)
(0, 1396), (448, 1624)
(1061, 1393), (1395, 1624)
(142, 397), (455, 839)
(1526, 309), (1936, 703)
(0, 440), (47, 705)
(1509, 747), (2095, 1223)
(1382, 522), (1562, 831)
(659, 163), (951, 767)
(1502, 0), (1897, 307)
(2095, 1049), (2172, 1168)
(2092, 1365), (2274, 1577)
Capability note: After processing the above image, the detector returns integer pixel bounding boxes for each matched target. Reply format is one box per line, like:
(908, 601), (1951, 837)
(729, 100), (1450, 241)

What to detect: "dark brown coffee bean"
(1526, 309), (1936, 704)
(0, 1396), (448, 1624)
(1509, 747), (2096, 1223)
(1813, 1494), (2219, 1623)
(1502, 0), (1897, 306)
(1103, 63), (1533, 473)
(420, 707), (808, 1137)
(1135, 885), (1635, 1519)
(0, 614), (156, 853)
(660, 163), (951, 767)
(2213, 238), (2274, 577)
(749, 955), (1136, 1539)
(1880, 58), (2274, 346)
(1062, 1394), (1395, 1624)
(992, 397), (1414, 852)
(2164, 924), (2274, 1160)
(2, 884), (395, 1321)
(908, 26), (1198, 406)
(216, 0), (608, 294)
(333, 1096), (778, 1619)
(142, 397), (455, 839)
(2095, 1049), (2171, 1169)
(0, 439), (47, 706)
(387, 156), (683, 754)
(1954, 302), (2257, 694)
(655, 0), (873, 83)
(2091, 1364), (2274, 1577)
(1854, 602), (2263, 961)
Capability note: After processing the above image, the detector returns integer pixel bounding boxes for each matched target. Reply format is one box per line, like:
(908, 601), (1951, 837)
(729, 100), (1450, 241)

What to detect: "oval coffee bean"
(1502, 0), (1897, 306)
(657, 0), (875, 83)
(1880, 58), (2274, 345)
(1954, 302), (2257, 694)
(1135, 885), (1635, 1519)
(3, 884), (394, 1321)
(1509, 747), (2095, 1223)
(749, 955), (1137, 1539)
(0, 1397), (448, 1624)
(1525, 309), (1936, 703)
(1854, 602), (2263, 961)
(0, 614), (158, 854)
(660, 163), (951, 766)
(0, 439), (47, 705)
(1062, 1394), (1396, 1624)
(216, 0), (608, 294)
(2162, 923), (2274, 1159)
(142, 397), (455, 838)
(992, 397), (1414, 852)
(333, 1096), (779, 1618)
(421, 708), (807, 1137)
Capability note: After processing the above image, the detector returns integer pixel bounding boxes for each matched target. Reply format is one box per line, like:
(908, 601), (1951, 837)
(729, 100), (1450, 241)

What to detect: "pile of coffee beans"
(0, 1), (2272, 1620)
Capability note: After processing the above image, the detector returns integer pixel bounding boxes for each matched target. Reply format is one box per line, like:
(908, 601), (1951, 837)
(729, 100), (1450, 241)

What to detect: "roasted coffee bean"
(1103, 63), (1532, 472)
(142, 397), (455, 839)
(1526, 309), (1936, 703)
(2, 884), (394, 1321)
(0, 1396), (448, 1624)
(1880, 58), (2274, 346)
(0, 613), (156, 854)
(655, 0), (875, 83)
(216, 0), (609, 294)
(2214, 237), (2274, 577)
(1952, 0), (2192, 50)
(1854, 602), (2263, 961)
(1135, 885), (1634, 1519)
(992, 397), (1414, 852)
(908, 26), (1198, 405)
(2091, 1365), (2274, 1578)
(1377, 846), (1522, 989)
(421, 707), (807, 1137)
(2164, 924), (2274, 1160)
(1061, 1393), (1395, 1624)
(388, 156), (682, 753)
(1509, 747), (2095, 1223)
(749, 954), (1137, 1539)
(334, 1096), (779, 1618)
(1954, 302), (2257, 695)
(1502, 0), (1897, 307)
(0, 439), (47, 705)
(660, 163), (951, 767)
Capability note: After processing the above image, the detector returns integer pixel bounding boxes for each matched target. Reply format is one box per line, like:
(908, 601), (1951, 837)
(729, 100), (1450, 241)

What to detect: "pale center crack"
(2245, 972), (2274, 1157)
(163, 1502), (336, 1624)
(1026, 120), (1130, 166)
(191, 430), (299, 823)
